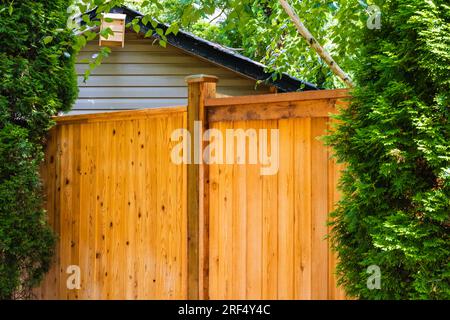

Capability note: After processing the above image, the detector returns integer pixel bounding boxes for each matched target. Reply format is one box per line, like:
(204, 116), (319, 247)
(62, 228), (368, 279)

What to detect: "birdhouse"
(99, 13), (126, 48)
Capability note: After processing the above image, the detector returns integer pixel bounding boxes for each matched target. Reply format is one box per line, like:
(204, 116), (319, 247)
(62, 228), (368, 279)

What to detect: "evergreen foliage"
(0, 0), (78, 299)
(327, 0), (450, 299)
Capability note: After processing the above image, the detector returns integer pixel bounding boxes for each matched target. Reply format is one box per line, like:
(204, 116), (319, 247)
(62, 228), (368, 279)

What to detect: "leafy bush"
(327, 0), (450, 299)
(0, 0), (77, 299)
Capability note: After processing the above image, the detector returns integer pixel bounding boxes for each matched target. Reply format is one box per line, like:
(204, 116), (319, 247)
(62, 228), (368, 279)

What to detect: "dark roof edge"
(87, 6), (319, 92)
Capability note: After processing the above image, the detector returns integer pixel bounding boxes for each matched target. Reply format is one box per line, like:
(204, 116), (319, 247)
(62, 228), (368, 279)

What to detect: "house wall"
(72, 32), (271, 115)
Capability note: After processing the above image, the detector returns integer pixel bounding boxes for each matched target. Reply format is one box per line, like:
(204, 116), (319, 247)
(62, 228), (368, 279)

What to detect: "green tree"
(0, 0), (78, 299)
(76, 0), (361, 88)
(327, 0), (450, 299)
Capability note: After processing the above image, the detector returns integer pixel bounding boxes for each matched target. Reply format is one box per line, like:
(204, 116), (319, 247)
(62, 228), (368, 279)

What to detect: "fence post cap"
(185, 74), (219, 84)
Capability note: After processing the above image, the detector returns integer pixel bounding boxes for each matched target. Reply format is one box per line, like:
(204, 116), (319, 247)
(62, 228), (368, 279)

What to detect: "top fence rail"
(205, 88), (350, 107)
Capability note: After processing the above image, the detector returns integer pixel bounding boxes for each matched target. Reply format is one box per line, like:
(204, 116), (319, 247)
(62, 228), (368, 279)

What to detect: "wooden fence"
(35, 75), (349, 300)
(36, 108), (187, 299)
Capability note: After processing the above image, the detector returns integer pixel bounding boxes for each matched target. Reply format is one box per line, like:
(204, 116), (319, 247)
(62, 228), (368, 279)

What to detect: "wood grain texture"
(294, 118), (312, 299)
(36, 109), (187, 300)
(207, 97), (346, 300)
(311, 117), (329, 299)
(277, 119), (294, 299)
(186, 76), (217, 300)
(37, 91), (347, 300)
(205, 89), (350, 107)
(207, 100), (338, 122)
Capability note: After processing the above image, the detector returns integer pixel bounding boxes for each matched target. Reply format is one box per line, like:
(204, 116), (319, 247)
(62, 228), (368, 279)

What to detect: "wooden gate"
(199, 83), (349, 300)
(36, 108), (187, 299)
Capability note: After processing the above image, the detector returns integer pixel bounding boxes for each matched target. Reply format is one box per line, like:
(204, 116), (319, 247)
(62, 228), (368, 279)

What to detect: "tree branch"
(278, 0), (354, 87)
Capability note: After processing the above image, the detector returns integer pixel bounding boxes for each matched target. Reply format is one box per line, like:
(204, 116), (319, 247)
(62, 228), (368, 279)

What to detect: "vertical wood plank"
(165, 114), (178, 299)
(262, 120), (278, 299)
(144, 116), (158, 298)
(134, 119), (145, 299)
(311, 117), (329, 299)
(218, 121), (233, 299)
(245, 120), (262, 299)
(87, 123), (98, 299)
(155, 116), (166, 298)
(208, 121), (220, 299)
(59, 124), (71, 299)
(94, 121), (108, 299)
(70, 124), (81, 300)
(278, 119), (295, 299)
(78, 122), (96, 299)
(125, 120), (136, 299)
(294, 118), (312, 300)
(181, 112), (188, 299)
(114, 121), (126, 299)
(107, 120), (117, 299)
(231, 121), (247, 299)
(170, 112), (187, 298)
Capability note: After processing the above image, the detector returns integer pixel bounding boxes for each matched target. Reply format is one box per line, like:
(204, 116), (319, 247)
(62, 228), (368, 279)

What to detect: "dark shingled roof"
(84, 5), (318, 92)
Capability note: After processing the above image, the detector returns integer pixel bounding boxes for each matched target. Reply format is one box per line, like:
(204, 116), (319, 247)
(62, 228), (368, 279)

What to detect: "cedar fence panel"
(201, 84), (349, 300)
(35, 108), (187, 300)
(207, 118), (345, 299)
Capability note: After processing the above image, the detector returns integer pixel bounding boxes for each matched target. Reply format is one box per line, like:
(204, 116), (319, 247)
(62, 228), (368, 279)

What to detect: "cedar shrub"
(0, 0), (78, 299)
(327, 0), (450, 299)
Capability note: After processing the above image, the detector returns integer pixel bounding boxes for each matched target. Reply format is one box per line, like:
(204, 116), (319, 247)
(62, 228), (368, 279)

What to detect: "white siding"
(72, 32), (270, 114)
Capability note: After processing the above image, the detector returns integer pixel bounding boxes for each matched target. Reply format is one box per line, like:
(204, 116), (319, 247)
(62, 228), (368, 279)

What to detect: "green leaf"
(99, 28), (113, 38)
(133, 24), (141, 34)
(82, 14), (90, 24)
(144, 30), (153, 38)
(43, 36), (53, 45)
(84, 69), (91, 82)
(84, 30), (97, 41)
(166, 23), (179, 36)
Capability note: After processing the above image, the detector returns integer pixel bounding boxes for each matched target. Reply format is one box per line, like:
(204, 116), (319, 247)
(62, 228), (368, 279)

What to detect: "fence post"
(185, 74), (218, 300)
